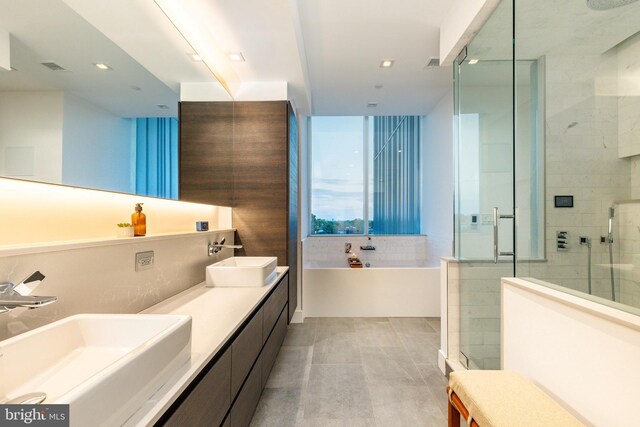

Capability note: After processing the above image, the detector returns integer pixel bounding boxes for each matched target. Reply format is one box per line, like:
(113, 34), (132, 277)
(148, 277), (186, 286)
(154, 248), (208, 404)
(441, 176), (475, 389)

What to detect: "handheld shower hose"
(608, 206), (616, 301)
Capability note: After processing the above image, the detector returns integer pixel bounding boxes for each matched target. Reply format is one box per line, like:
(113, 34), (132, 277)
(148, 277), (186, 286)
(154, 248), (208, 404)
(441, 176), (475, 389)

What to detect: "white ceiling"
(162, 0), (454, 116)
(1, 0), (455, 118)
(297, 0), (452, 116)
(0, 0), (219, 118)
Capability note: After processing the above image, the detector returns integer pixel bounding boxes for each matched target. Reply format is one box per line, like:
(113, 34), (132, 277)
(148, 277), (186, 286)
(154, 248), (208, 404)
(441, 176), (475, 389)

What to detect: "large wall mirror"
(0, 0), (232, 199)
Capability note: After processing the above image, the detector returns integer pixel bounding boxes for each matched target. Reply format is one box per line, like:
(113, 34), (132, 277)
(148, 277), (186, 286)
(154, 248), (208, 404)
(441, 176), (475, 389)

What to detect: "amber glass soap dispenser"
(132, 203), (146, 237)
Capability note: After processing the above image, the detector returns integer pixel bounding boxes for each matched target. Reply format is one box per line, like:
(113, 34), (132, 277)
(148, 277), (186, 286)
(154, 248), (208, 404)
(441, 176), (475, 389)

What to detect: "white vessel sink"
(206, 256), (278, 287)
(0, 314), (191, 427)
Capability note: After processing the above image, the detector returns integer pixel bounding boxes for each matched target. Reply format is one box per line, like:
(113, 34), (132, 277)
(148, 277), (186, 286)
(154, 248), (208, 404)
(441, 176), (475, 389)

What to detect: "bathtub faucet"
(345, 243), (352, 253)
(360, 245), (376, 251)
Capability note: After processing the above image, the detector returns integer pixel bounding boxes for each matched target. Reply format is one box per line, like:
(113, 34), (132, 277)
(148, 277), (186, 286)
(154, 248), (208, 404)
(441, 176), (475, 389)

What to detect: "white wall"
(62, 93), (135, 194)
(423, 90), (453, 253)
(502, 277), (640, 426)
(0, 91), (64, 183)
(0, 229), (235, 341)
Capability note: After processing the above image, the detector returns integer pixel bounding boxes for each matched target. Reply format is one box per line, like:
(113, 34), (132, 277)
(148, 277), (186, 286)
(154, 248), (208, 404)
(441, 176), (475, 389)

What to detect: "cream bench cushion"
(449, 370), (584, 427)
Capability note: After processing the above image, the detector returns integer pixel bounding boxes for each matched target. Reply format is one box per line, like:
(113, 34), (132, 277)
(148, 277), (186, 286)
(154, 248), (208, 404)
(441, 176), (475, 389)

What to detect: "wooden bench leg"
(448, 398), (461, 427)
(447, 386), (460, 427)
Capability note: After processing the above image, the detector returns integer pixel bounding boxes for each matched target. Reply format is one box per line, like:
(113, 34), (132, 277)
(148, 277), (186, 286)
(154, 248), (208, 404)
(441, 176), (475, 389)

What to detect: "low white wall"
(502, 277), (640, 426)
(303, 267), (440, 318)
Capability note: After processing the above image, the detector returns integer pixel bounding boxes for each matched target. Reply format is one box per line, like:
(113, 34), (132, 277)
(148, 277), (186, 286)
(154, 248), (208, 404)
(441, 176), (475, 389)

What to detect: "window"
(310, 116), (421, 235)
(311, 117), (365, 234)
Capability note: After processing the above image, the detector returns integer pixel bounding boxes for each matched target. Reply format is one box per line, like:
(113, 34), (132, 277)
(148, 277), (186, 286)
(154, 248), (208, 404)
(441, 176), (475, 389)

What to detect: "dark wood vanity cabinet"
(162, 349), (231, 427)
(179, 101), (298, 322)
(157, 272), (289, 427)
(231, 307), (264, 397)
(230, 353), (263, 427)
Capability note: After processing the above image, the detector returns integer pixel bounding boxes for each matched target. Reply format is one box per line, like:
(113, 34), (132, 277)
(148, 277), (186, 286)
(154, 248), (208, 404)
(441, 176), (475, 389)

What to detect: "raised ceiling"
(297, 0), (452, 115)
(154, 0), (453, 116)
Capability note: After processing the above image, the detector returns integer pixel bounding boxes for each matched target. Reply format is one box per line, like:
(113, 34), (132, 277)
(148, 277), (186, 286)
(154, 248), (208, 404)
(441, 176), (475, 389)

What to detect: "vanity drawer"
(230, 354), (262, 427)
(262, 275), (288, 343)
(262, 303), (288, 388)
(231, 308), (263, 398)
(163, 348), (231, 427)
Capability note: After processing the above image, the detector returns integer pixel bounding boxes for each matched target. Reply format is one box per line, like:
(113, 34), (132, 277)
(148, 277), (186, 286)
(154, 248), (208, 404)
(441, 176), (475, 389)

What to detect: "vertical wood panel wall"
(179, 102), (234, 207)
(179, 101), (298, 319)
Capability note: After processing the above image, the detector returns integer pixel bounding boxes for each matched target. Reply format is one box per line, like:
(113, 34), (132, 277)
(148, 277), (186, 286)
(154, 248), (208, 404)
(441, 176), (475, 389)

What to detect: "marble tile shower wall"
(0, 230), (234, 341)
(448, 261), (508, 370)
(303, 235), (443, 266)
(528, 54), (631, 298)
(615, 204), (640, 308)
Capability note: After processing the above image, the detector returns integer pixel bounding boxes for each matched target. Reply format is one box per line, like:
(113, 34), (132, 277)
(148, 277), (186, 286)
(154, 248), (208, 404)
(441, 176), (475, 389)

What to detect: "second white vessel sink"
(0, 314), (191, 427)
(206, 256), (278, 287)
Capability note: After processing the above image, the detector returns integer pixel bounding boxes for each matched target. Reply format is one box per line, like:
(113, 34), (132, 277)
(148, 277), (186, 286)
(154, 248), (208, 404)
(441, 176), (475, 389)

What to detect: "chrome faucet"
(0, 271), (57, 313)
(208, 237), (244, 255)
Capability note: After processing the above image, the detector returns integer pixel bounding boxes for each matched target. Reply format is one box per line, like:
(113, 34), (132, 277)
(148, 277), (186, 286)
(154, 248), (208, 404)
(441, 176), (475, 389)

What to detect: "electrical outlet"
(136, 251), (154, 272)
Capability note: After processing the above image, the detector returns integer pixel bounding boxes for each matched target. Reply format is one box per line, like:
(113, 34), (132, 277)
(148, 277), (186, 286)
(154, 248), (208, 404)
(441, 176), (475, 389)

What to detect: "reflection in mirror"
(0, 0), (228, 199)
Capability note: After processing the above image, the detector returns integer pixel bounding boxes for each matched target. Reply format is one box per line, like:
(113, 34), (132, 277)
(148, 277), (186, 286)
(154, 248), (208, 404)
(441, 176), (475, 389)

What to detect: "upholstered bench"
(446, 370), (585, 427)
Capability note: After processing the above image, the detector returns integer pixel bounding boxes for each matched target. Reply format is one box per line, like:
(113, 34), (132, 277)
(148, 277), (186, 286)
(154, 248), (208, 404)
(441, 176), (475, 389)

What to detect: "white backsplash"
(303, 235), (449, 267)
(0, 230), (234, 341)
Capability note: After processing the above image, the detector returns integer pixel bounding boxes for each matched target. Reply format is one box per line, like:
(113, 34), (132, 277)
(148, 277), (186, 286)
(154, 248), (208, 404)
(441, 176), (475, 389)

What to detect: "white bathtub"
(302, 260), (441, 318)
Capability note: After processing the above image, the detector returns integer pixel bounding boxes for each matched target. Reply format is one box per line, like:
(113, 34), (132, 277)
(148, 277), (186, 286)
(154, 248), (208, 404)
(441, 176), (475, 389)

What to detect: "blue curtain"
(135, 118), (178, 199)
(372, 116), (421, 234)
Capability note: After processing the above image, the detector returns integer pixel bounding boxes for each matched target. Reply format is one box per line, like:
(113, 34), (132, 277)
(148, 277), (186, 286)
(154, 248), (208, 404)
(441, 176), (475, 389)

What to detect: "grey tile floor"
(251, 317), (448, 427)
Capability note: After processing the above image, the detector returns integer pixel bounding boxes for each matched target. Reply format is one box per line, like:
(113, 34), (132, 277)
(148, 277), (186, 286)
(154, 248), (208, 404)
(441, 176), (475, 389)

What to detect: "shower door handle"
(493, 207), (514, 263)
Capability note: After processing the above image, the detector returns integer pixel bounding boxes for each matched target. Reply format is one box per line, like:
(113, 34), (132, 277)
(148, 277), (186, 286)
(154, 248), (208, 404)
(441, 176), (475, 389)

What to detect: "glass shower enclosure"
(452, 0), (544, 370)
(453, 0), (640, 370)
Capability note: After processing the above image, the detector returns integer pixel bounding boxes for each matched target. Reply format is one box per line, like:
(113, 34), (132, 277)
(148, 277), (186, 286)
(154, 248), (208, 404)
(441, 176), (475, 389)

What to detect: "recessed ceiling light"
(227, 52), (245, 62)
(95, 63), (112, 70)
(367, 102), (378, 108)
(468, 59), (479, 65)
(189, 53), (203, 62)
(156, 104), (170, 109)
(380, 59), (394, 68)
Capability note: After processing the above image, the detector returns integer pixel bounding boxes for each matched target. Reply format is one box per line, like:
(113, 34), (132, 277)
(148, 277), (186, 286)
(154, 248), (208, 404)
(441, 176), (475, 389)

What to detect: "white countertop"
(123, 267), (289, 426)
